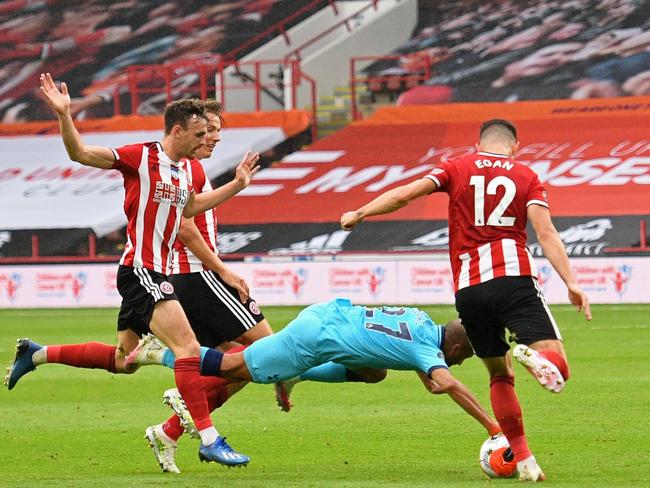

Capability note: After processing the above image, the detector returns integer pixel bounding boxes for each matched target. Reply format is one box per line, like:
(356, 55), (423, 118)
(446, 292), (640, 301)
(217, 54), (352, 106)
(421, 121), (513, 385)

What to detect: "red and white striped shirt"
(112, 142), (193, 275)
(171, 159), (218, 274)
(426, 151), (548, 292)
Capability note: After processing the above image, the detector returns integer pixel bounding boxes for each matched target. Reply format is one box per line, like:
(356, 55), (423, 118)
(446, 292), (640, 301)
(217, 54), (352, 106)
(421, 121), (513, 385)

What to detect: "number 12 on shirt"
(469, 175), (516, 227)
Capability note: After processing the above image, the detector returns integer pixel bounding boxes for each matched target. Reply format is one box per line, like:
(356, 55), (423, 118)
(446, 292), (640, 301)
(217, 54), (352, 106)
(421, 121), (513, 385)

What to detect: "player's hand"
(340, 210), (363, 231)
(233, 151), (260, 189)
(39, 72), (71, 115)
(218, 268), (250, 303)
(567, 282), (591, 320)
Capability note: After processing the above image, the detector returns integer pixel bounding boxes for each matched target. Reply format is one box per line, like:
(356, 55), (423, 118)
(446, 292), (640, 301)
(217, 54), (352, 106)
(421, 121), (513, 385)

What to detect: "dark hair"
(480, 119), (517, 141)
(163, 99), (206, 135)
(442, 319), (474, 363)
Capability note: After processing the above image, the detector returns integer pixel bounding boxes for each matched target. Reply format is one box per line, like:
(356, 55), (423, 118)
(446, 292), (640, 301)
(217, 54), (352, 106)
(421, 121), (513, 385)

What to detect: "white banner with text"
(0, 127), (285, 236)
(0, 257), (647, 308)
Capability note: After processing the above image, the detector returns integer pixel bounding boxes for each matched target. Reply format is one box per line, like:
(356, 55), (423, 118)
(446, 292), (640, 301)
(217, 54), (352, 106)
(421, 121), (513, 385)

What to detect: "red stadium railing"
(126, 59), (317, 139)
(2, 221), (648, 265)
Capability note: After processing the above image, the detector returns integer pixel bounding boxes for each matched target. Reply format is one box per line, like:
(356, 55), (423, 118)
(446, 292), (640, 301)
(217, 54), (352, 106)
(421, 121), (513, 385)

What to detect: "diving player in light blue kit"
(200, 298), (502, 437)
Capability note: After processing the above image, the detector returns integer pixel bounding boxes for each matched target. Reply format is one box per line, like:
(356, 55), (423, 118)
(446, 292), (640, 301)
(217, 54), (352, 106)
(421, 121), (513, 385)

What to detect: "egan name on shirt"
(474, 159), (514, 170)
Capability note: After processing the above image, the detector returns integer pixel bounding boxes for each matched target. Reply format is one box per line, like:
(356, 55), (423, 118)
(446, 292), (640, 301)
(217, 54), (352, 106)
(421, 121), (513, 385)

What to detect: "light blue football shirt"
(317, 298), (448, 375)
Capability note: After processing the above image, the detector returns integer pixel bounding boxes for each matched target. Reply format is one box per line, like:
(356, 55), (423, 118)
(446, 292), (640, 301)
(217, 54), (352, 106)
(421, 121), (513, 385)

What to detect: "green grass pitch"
(0, 304), (648, 487)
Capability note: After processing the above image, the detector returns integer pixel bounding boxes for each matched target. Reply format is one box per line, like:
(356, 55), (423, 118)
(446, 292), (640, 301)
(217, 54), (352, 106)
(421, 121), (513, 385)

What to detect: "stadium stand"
(358, 0), (650, 105)
(0, 0), (323, 122)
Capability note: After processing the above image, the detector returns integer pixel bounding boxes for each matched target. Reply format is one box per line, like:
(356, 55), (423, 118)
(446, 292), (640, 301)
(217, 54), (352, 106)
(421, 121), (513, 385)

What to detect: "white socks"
(32, 346), (48, 365)
(199, 426), (219, 446)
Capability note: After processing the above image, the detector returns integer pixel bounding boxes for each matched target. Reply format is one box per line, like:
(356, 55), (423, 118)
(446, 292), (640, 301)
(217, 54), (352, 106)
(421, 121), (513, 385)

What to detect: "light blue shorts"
(243, 303), (329, 384)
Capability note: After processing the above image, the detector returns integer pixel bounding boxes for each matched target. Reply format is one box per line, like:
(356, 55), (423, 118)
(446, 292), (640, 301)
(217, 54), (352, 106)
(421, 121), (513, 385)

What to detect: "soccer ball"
(479, 435), (517, 478)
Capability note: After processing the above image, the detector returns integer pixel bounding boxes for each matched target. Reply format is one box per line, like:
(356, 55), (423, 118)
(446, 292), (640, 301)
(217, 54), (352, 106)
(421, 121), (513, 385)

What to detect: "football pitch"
(0, 304), (648, 488)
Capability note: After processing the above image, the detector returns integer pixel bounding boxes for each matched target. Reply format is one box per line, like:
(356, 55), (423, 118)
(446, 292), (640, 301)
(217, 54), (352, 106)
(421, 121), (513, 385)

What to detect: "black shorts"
(455, 276), (562, 358)
(169, 270), (265, 349)
(116, 265), (178, 336)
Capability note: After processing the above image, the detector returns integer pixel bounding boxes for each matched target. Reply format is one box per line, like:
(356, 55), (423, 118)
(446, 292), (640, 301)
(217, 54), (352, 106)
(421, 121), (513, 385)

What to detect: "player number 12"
(469, 175), (516, 227)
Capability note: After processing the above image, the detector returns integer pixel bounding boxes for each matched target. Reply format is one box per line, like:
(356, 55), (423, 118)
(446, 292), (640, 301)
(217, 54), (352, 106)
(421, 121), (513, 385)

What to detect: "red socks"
(162, 415), (185, 442)
(203, 377), (230, 411)
(47, 342), (117, 373)
(173, 357), (212, 432)
(539, 350), (570, 380)
(490, 375), (531, 462)
(162, 376), (230, 442)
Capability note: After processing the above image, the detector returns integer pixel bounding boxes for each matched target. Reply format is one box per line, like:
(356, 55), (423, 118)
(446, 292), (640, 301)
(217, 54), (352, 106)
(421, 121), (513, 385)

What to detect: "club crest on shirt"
(170, 165), (179, 180)
(249, 300), (260, 315)
(160, 281), (174, 295)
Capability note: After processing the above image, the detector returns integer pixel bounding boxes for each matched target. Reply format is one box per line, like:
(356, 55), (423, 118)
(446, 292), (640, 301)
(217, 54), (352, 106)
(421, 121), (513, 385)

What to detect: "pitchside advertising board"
(0, 257), (648, 307)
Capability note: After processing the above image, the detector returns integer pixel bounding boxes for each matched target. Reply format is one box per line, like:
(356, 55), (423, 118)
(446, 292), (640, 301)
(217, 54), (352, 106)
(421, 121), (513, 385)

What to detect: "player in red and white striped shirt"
(137, 100), (277, 473)
(5, 74), (259, 468)
(425, 148), (544, 292)
(341, 119), (591, 482)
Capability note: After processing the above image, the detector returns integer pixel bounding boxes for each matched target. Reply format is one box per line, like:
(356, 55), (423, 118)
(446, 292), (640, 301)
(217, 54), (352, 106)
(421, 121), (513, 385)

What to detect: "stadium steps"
(313, 84), (372, 138)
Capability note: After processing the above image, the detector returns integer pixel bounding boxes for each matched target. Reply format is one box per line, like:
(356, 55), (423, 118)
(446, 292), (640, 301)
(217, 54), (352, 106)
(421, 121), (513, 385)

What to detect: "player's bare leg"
(231, 319), (274, 345)
(483, 355), (545, 481)
(216, 351), (253, 381)
(216, 340), (242, 351)
(115, 329), (141, 373)
(149, 301), (200, 358)
(347, 367), (388, 383)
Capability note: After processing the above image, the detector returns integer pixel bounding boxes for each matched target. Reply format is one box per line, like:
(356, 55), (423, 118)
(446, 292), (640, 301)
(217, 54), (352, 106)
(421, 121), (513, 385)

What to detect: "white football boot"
(513, 345), (565, 393)
(517, 455), (545, 482)
(124, 334), (166, 370)
(144, 424), (180, 474)
(163, 388), (199, 439)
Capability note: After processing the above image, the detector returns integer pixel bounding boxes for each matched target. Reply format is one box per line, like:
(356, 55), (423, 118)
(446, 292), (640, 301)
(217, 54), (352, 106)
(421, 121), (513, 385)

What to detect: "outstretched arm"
(39, 73), (115, 169)
(528, 204), (591, 320)
(183, 151), (260, 217)
(417, 370), (501, 436)
(341, 178), (436, 231)
(178, 217), (250, 302)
